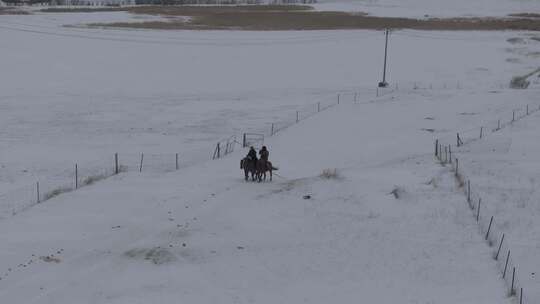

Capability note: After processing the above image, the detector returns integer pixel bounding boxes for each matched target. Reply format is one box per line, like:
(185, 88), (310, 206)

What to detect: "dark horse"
(240, 158), (277, 182)
(240, 157), (257, 181)
(256, 159), (275, 182)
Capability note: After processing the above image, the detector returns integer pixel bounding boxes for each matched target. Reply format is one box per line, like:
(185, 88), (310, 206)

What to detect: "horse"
(240, 157), (257, 181)
(255, 159), (276, 182)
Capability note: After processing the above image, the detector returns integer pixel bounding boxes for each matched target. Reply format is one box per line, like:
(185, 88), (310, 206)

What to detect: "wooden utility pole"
(378, 29), (390, 88)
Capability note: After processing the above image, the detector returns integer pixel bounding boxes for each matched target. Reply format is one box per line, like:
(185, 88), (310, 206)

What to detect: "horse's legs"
(244, 169), (248, 181)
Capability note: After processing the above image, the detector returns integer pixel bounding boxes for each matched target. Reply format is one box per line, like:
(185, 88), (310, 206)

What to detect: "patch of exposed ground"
(124, 247), (177, 265)
(39, 7), (125, 13)
(509, 13), (540, 19)
(0, 7), (30, 15)
(40, 4), (312, 13)
(510, 68), (540, 89)
(507, 37), (526, 44)
(84, 6), (540, 31)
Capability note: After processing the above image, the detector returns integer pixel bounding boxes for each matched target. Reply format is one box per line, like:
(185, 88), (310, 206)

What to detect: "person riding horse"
(241, 145), (276, 182)
(259, 146), (269, 165)
(247, 146), (258, 168)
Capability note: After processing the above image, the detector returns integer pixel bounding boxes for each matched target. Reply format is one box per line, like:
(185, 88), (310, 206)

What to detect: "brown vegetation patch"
(509, 13), (540, 19)
(0, 7), (30, 15)
(40, 7), (125, 13)
(85, 6), (540, 31)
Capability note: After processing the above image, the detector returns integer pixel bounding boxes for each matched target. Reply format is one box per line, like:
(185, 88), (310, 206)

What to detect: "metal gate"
(242, 133), (264, 148)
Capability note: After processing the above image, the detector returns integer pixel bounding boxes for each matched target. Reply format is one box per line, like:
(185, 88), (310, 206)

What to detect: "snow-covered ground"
(0, 100), (512, 304)
(440, 109), (540, 303)
(313, 0), (540, 18)
(1, 10), (540, 304)
(0, 12), (539, 194)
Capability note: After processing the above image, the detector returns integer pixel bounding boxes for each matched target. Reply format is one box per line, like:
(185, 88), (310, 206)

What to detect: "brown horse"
(255, 160), (276, 182)
(240, 157), (257, 181)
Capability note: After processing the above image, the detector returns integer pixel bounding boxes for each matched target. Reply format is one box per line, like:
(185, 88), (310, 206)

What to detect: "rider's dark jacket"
(259, 149), (269, 161)
(247, 149), (257, 161)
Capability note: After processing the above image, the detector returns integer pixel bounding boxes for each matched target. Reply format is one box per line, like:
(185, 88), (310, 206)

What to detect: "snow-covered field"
(1, 8), (540, 304)
(441, 109), (540, 303)
(313, 0), (540, 18)
(1, 12), (538, 193)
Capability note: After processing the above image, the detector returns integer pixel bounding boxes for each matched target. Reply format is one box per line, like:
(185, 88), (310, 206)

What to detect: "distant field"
(39, 4), (313, 13)
(39, 7), (125, 13)
(83, 6), (540, 31)
(508, 13), (540, 19)
(0, 7), (30, 15)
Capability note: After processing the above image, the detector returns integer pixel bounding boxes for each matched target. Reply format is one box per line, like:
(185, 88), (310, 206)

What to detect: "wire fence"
(433, 103), (540, 304)
(1, 89), (390, 218)
(0, 152), (187, 218)
(210, 79), (520, 158)
(211, 89), (393, 159)
(436, 103), (540, 153)
(435, 148), (529, 304)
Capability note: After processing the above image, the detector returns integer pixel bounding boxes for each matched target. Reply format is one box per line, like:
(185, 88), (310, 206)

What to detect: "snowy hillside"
(0, 100), (514, 303)
(441, 108), (540, 303)
(1, 7), (540, 304)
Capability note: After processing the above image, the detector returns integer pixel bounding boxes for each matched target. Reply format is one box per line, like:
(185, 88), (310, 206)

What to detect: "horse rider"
(247, 146), (258, 167)
(259, 146), (269, 166)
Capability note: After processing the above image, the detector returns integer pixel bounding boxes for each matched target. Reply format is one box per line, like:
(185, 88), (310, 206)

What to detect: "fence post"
(175, 153), (179, 170)
(448, 145), (452, 163)
(435, 139), (439, 157)
(139, 153), (144, 172)
(296, 111), (299, 123)
(513, 110), (515, 122)
(444, 146), (448, 163)
(520, 288), (523, 304)
(243, 133), (247, 148)
(476, 198), (481, 221)
(36, 181), (40, 204)
(467, 180), (471, 205)
(457, 133), (461, 147)
(495, 233), (505, 260)
(217, 142), (221, 159)
(510, 267), (516, 295)
(337, 93), (340, 104)
(115, 153), (119, 175)
(480, 127), (483, 139)
(455, 158), (459, 177)
(526, 104), (529, 115)
(75, 163), (78, 189)
(503, 250), (510, 278)
(271, 123), (274, 136)
(485, 216), (493, 241)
